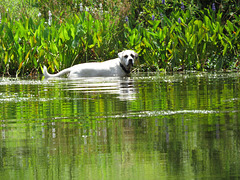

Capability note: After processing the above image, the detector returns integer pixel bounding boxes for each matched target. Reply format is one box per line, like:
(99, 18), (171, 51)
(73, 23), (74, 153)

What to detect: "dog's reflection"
(66, 77), (137, 101)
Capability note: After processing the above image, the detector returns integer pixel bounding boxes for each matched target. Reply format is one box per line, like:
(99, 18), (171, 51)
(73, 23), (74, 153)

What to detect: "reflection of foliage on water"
(0, 73), (240, 179)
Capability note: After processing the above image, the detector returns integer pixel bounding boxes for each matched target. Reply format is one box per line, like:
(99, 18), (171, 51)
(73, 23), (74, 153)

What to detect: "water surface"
(0, 72), (240, 179)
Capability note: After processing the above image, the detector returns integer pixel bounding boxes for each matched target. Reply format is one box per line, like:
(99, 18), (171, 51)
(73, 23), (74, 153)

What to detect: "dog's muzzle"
(128, 59), (133, 66)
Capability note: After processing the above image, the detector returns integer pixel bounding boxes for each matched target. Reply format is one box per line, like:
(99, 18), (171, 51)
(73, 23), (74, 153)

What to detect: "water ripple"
(101, 109), (239, 119)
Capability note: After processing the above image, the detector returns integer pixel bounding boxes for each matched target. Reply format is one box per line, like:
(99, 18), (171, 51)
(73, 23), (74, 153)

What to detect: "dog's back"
(43, 50), (137, 78)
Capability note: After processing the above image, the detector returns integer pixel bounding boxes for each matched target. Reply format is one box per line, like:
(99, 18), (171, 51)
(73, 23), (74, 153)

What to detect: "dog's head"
(118, 50), (138, 71)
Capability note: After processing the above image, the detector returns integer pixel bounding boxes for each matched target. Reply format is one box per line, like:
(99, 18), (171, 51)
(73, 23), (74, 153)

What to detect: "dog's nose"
(128, 59), (133, 65)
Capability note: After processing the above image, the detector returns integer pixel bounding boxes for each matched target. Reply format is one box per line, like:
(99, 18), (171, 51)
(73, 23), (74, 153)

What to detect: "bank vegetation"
(0, 0), (239, 76)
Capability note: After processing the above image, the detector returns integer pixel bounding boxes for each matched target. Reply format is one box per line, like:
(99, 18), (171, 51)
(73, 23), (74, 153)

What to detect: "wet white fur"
(43, 50), (138, 78)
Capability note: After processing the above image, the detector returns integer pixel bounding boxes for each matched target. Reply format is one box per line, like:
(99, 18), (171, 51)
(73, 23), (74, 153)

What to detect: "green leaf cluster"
(0, 10), (123, 76)
(0, 0), (239, 75)
(126, 2), (240, 71)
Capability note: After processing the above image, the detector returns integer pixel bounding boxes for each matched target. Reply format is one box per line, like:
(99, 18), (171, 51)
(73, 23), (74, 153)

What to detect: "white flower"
(48, 10), (52, 25)
(79, 3), (83, 12)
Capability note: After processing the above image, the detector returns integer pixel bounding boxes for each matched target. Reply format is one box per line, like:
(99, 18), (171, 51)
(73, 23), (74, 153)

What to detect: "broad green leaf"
(194, 20), (203, 29)
(202, 42), (206, 54)
(33, 58), (38, 67)
(189, 34), (196, 48)
(226, 20), (234, 35)
(153, 20), (161, 30)
(18, 61), (23, 71)
(59, 26), (70, 41)
(4, 52), (8, 64)
(88, 44), (95, 48)
(204, 16), (213, 32)
(25, 50), (30, 61)
(143, 37), (152, 49)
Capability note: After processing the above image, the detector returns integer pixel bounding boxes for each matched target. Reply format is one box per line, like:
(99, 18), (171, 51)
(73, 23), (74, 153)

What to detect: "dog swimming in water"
(43, 50), (138, 78)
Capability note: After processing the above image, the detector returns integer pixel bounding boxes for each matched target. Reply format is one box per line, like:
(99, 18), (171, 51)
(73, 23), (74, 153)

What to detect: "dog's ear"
(118, 51), (124, 59)
(134, 52), (138, 59)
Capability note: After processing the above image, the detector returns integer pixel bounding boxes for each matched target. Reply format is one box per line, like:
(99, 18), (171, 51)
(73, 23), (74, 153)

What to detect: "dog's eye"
(124, 55), (128, 58)
(130, 54), (135, 58)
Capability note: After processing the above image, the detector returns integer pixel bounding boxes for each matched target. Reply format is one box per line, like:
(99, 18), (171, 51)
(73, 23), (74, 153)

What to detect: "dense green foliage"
(0, 0), (239, 76)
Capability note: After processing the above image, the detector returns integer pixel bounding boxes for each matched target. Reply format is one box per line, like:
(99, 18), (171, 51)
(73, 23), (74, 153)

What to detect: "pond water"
(0, 72), (240, 179)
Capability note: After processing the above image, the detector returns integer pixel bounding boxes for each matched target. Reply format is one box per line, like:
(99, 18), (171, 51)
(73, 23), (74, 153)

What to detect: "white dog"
(43, 50), (138, 78)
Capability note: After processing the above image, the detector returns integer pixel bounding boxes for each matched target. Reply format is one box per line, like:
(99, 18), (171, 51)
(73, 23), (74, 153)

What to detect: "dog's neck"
(120, 63), (131, 74)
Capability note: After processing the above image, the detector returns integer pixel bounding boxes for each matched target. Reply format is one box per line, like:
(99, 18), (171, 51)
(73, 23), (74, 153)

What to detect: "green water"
(0, 73), (240, 179)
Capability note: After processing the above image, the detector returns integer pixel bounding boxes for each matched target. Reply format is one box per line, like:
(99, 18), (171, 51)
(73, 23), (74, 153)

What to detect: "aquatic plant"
(0, 0), (239, 76)
(178, 17), (181, 24)
(181, 2), (185, 11)
(152, 15), (155, 21)
(212, 3), (216, 12)
(126, 0), (240, 71)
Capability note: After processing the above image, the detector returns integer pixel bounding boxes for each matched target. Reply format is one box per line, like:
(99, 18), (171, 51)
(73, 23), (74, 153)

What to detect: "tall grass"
(0, 0), (239, 76)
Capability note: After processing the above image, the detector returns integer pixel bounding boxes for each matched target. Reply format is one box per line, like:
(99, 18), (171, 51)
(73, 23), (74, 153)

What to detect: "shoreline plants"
(0, 0), (239, 76)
